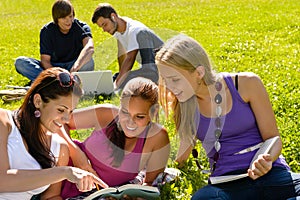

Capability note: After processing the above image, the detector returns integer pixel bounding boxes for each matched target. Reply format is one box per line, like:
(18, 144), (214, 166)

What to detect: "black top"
(39, 19), (92, 63)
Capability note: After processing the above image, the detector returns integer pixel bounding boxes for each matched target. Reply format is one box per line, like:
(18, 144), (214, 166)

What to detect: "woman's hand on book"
(65, 167), (109, 192)
(248, 154), (272, 180)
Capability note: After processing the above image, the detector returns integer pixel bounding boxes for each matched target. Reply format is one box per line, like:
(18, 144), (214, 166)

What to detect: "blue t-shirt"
(40, 19), (92, 63)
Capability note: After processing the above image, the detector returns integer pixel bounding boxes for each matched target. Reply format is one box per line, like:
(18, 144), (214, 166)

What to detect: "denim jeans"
(191, 167), (300, 200)
(15, 56), (94, 81)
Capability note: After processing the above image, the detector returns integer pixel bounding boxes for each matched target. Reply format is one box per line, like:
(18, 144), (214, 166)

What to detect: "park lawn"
(0, 0), (299, 199)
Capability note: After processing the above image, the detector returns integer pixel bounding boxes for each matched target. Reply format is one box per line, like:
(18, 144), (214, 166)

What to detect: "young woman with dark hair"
(0, 67), (106, 200)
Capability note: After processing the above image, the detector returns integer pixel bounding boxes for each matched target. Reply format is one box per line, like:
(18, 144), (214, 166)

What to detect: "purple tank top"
(61, 121), (147, 199)
(196, 73), (289, 176)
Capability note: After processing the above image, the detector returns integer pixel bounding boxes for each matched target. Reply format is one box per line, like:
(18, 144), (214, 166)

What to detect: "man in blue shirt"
(15, 0), (94, 84)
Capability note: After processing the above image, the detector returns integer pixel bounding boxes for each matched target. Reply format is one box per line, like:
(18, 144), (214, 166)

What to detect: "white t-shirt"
(0, 111), (61, 200)
(114, 17), (162, 64)
(114, 17), (147, 53)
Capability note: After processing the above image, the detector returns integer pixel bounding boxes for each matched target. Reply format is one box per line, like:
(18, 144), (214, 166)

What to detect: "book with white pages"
(209, 136), (280, 184)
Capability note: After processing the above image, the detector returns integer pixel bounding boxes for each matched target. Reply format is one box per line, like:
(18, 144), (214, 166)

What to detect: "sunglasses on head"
(56, 72), (81, 87)
(38, 72), (81, 92)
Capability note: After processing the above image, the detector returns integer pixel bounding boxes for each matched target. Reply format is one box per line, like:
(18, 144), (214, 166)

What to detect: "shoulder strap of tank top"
(235, 73), (239, 91)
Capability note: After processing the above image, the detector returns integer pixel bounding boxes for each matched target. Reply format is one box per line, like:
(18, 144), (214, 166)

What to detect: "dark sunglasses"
(57, 72), (81, 87)
(38, 72), (81, 92)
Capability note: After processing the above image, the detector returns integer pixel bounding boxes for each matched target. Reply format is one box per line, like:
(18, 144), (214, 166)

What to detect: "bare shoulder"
(229, 72), (261, 82)
(149, 123), (169, 137)
(234, 72), (262, 84)
(238, 72), (264, 91)
(231, 72), (265, 102)
(147, 123), (170, 147)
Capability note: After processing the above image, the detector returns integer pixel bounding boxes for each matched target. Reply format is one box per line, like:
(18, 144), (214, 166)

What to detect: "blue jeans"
(15, 56), (94, 81)
(191, 167), (300, 200)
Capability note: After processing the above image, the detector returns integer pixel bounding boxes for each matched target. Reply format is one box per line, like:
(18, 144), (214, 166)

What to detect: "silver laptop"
(72, 70), (114, 95)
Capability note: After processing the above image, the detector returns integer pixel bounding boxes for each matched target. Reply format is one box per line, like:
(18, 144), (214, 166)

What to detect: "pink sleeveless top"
(61, 122), (148, 199)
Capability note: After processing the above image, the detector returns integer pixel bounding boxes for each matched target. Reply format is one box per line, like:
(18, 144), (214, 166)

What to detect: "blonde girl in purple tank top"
(155, 34), (300, 200)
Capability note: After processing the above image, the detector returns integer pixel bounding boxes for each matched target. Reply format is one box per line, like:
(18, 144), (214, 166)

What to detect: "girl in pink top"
(61, 77), (170, 199)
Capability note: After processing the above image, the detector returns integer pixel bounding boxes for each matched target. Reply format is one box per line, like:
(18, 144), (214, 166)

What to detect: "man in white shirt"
(92, 3), (163, 89)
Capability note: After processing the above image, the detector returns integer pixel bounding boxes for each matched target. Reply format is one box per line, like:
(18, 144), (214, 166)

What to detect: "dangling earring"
(34, 109), (41, 118)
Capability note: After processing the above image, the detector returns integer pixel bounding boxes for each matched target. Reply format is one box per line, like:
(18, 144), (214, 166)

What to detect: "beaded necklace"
(212, 80), (223, 172)
(192, 80), (223, 173)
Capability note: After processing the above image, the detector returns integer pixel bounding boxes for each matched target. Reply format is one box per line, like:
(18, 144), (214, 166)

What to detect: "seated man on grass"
(15, 0), (94, 85)
(91, 3), (163, 90)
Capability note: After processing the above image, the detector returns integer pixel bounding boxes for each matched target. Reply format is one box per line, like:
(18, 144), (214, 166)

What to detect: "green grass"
(0, 0), (299, 199)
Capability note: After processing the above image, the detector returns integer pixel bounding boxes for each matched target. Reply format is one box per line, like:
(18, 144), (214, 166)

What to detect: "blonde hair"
(156, 34), (217, 144)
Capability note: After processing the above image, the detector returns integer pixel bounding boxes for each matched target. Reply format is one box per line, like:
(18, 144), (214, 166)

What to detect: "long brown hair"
(107, 77), (158, 167)
(16, 67), (83, 168)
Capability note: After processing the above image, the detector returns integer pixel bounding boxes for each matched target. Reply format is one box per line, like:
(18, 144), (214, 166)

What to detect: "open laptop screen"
(72, 70), (114, 95)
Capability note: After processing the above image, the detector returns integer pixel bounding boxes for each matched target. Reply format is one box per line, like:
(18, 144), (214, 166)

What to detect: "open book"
(85, 184), (160, 200)
(209, 136), (279, 184)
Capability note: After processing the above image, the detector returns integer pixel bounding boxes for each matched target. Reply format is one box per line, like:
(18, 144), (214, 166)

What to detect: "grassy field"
(0, 0), (299, 199)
